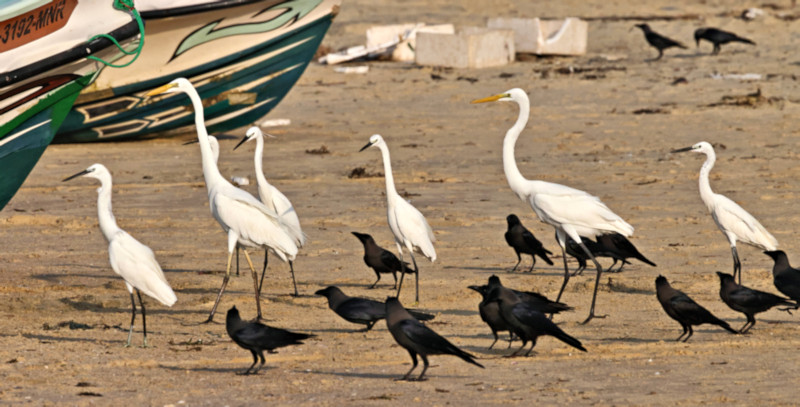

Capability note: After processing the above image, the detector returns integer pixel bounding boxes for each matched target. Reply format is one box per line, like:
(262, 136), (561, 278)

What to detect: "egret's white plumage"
(672, 141), (777, 283)
(146, 78), (298, 322)
(235, 126), (305, 247)
(360, 134), (435, 303)
(63, 163), (176, 346)
(472, 88), (633, 324)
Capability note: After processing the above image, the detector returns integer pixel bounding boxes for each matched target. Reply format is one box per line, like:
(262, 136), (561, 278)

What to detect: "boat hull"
(56, 0), (340, 142)
(0, 0), (140, 211)
(0, 74), (89, 209)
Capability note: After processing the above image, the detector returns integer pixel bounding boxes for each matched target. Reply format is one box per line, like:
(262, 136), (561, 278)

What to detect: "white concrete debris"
(487, 17), (588, 55)
(415, 27), (515, 69)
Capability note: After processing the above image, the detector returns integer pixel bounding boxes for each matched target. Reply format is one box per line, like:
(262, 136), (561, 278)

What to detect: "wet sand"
(3, 0), (800, 405)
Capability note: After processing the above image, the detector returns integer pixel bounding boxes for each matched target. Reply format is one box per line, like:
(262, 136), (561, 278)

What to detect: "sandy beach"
(3, 0), (800, 405)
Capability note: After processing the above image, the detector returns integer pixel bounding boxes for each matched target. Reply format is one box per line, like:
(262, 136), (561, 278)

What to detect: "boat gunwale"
(0, 20), (140, 88)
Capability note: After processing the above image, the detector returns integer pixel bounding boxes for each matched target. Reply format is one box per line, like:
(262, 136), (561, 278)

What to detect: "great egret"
(360, 134), (436, 303)
(672, 141), (777, 284)
(146, 78), (298, 322)
(472, 88), (634, 324)
(63, 164), (177, 347)
(234, 126), (305, 295)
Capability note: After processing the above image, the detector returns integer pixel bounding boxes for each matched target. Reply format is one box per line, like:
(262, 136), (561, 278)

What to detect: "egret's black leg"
(258, 250), (269, 295)
(137, 290), (148, 347)
(579, 241), (608, 325)
(206, 252), (234, 323)
(126, 292), (137, 347)
(242, 250), (264, 320)
(288, 260), (299, 297)
(732, 246), (742, 285)
(410, 253), (420, 304)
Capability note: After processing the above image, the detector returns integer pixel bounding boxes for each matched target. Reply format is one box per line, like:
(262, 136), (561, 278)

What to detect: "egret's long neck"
(95, 173), (121, 241)
(378, 144), (399, 200)
(698, 150), (716, 207)
(503, 97), (531, 195)
(186, 87), (224, 186)
(253, 134), (273, 201)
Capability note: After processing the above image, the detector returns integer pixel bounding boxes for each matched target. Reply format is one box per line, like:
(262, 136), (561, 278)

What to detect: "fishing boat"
(55, 0), (342, 143)
(0, 0), (141, 210)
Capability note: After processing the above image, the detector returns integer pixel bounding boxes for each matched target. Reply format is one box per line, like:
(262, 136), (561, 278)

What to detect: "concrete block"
(366, 23), (455, 62)
(415, 27), (515, 69)
(487, 17), (587, 55)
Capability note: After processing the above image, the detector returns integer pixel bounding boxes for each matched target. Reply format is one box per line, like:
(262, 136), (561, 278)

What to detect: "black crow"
(468, 285), (515, 349)
(716, 272), (795, 333)
(595, 233), (656, 273)
(486, 275), (573, 314)
(486, 286), (586, 356)
(385, 297), (483, 380)
(694, 27), (755, 55)
(564, 235), (605, 276)
(351, 232), (412, 289)
(764, 250), (800, 308)
(655, 275), (737, 342)
(225, 306), (313, 375)
(504, 214), (554, 272)
(634, 23), (687, 60)
(315, 286), (434, 331)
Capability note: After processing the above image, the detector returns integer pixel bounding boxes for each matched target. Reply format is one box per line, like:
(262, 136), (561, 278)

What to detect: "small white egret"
(146, 78), (298, 322)
(360, 134), (436, 303)
(63, 164), (177, 346)
(234, 126), (306, 295)
(472, 88), (634, 324)
(672, 141), (778, 284)
(185, 136), (248, 278)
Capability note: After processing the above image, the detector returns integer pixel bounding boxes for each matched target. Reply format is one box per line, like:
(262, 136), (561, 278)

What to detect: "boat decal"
(0, 118), (51, 148)
(0, 74), (78, 116)
(172, 0), (322, 60)
(95, 62), (294, 139)
(94, 119), (151, 139)
(73, 96), (142, 124)
(0, 0), (78, 52)
(205, 97), (274, 126)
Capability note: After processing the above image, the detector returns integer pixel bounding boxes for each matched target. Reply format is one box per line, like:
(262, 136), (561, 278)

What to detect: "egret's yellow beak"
(470, 93), (507, 104)
(145, 83), (177, 97)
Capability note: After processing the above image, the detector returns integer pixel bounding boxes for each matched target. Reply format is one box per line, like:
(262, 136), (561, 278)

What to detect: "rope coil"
(87, 0), (144, 68)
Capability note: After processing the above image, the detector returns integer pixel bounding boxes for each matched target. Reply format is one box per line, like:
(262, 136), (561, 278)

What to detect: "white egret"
(360, 134), (436, 303)
(63, 164), (177, 346)
(672, 141), (777, 284)
(472, 88), (634, 324)
(234, 126), (305, 295)
(185, 135), (250, 278)
(146, 78), (298, 322)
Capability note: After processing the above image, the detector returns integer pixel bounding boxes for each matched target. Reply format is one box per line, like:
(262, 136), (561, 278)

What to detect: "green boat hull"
(0, 75), (90, 210)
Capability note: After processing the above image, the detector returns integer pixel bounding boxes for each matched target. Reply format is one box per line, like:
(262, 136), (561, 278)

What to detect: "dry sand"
(3, 0), (800, 405)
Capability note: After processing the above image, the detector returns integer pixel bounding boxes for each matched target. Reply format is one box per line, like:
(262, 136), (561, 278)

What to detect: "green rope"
(86, 0), (144, 68)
